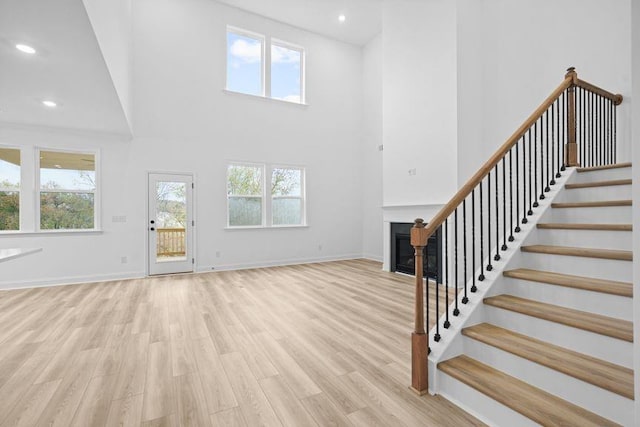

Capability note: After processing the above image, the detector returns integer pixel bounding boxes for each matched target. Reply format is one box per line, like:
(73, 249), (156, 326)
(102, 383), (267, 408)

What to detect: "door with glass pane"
(148, 173), (193, 275)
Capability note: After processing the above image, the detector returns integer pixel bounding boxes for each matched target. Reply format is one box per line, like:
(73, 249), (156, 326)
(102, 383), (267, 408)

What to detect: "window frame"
(36, 147), (101, 232)
(226, 26), (266, 98)
(226, 162), (307, 229)
(0, 146), (22, 232)
(269, 165), (306, 227)
(226, 162), (266, 228)
(225, 26), (306, 105)
(270, 39), (305, 104)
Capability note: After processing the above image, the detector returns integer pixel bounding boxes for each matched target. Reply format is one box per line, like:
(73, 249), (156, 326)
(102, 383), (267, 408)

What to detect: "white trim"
(226, 26), (266, 97)
(225, 26), (306, 105)
(0, 270), (146, 291)
(270, 38), (305, 104)
(270, 164), (306, 226)
(222, 89), (309, 106)
(0, 230), (103, 236)
(0, 145), (22, 231)
(147, 172), (195, 276)
(224, 225), (309, 230)
(35, 147), (100, 232)
(197, 253), (363, 273)
(226, 162), (265, 227)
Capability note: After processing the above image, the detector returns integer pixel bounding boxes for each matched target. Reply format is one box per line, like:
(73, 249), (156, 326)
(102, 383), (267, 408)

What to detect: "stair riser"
(437, 371), (540, 427)
(484, 305), (633, 368)
(503, 278), (632, 319)
(544, 206), (631, 223)
(533, 228), (632, 251)
(571, 167), (632, 183)
(462, 338), (633, 426)
(557, 185), (631, 203)
(518, 252), (632, 282)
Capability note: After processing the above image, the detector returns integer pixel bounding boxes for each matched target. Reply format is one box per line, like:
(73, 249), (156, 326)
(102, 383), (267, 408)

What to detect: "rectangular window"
(227, 164), (264, 227)
(271, 42), (303, 103)
(0, 148), (21, 231)
(227, 163), (306, 228)
(271, 167), (304, 225)
(226, 28), (264, 97)
(39, 150), (97, 230)
(226, 27), (305, 104)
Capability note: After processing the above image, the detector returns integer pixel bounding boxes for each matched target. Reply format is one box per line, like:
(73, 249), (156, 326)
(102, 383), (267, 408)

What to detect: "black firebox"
(390, 222), (442, 283)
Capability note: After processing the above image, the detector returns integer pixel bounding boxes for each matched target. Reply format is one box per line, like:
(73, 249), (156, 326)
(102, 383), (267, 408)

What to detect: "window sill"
(225, 225), (309, 230)
(0, 230), (104, 237)
(223, 89), (309, 107)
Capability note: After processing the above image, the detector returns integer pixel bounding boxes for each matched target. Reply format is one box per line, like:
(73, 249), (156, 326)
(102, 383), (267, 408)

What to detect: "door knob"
(150, 227), (155, 231)
(150, 220), (155, 224)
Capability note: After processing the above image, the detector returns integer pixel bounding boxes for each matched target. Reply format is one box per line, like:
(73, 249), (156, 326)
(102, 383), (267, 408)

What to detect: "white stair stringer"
(426, 168), (576, 392)
(430, 165), (634, 427)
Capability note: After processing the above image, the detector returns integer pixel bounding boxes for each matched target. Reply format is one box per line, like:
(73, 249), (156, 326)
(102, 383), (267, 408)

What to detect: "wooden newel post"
(410, 218), (429, 395)
(565, 67), (579, 167)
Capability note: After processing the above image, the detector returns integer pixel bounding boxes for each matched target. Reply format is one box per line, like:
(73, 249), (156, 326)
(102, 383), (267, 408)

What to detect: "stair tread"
(565, 179), (631, 189)
(577, 162), (631, 172)
(438, 355), (620, 427)
(463, 323), (634, 399)
(503, 268), (632, 297)
(537, 223), (632, 231)
(551, 200), (631, 208)
(521, 245), (632, 261)
(483, 295), (633, 342)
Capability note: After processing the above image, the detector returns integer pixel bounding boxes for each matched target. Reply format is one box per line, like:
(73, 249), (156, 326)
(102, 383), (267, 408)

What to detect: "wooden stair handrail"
(575, 79), (624, 105)
(409, 67), (624, 395)
(417, 68), (622, 243)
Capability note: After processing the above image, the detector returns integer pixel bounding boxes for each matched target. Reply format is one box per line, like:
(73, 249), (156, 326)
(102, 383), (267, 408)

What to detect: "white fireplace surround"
(382, 204), (445, 271)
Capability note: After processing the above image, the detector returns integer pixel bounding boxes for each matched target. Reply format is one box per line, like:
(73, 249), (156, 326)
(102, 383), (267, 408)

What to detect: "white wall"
(465, 0), (632, 178)
(131, 0), (364, 272)
(456, 0), (485, 185)
(82, 0), (133, 131)
(0, 126), (141, 287)
(382, 0), (458, 207)
(632, 0), (640, 422)
(362, 33), (383, 261)
(0, 0), (366, 288)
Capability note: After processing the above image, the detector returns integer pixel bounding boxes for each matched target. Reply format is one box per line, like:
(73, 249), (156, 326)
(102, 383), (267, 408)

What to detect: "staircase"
(437, 163), (634, 426)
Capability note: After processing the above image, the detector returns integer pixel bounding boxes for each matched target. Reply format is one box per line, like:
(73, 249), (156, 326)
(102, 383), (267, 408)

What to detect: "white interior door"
(148, 173), (193, 275)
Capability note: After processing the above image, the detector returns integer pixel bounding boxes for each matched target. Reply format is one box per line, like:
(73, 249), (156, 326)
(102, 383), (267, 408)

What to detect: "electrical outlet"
(121, 256), (128, 264)
(378, 144), (384, 151)
(318, 244), (323, 251)
(215, 251), (221, 258)
(408, 168), (417, 176)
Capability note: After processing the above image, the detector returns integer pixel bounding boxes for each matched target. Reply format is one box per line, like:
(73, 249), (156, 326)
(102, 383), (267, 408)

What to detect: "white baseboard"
(0, 270), (145, 291)
(362, 253), (383, 263)
(0, 253), (377, 291)
(197, 253), (365, 272)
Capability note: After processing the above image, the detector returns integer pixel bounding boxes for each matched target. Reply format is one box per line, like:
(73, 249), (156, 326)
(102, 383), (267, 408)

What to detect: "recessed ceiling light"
(16, 44), (36, 54)
(338, 14), (346, 23)
(42, 100), (57, 108)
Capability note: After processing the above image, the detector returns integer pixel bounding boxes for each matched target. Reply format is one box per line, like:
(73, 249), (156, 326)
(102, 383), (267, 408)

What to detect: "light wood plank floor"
(0, 259), (482, 426)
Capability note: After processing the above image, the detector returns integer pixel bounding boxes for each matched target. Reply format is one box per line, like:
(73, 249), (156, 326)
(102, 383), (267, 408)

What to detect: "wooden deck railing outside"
(157, 228), (186, 257)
